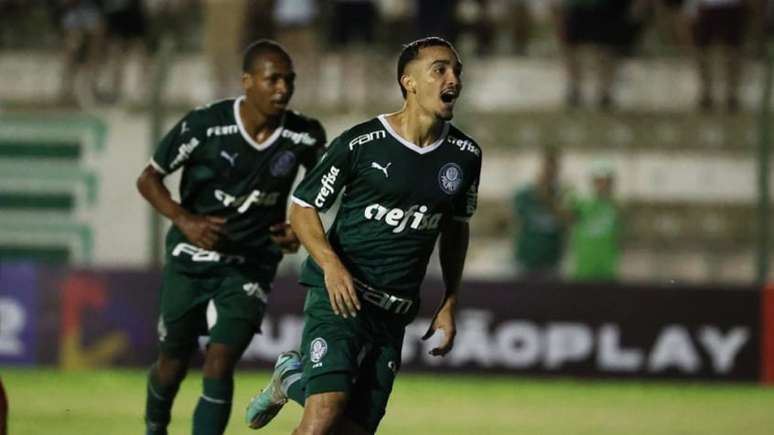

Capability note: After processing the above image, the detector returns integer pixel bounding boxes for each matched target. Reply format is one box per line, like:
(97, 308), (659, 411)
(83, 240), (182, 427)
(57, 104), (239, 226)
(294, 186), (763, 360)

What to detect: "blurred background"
(0, 0), (771, 284)
(1, 1), (774, 434)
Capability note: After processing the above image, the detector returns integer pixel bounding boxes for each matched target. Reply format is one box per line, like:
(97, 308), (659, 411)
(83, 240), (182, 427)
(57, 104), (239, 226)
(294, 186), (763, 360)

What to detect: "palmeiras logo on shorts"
(310, 337), (328, 363)
(438, 163), (463, 194)
(270, 150), (297, 177)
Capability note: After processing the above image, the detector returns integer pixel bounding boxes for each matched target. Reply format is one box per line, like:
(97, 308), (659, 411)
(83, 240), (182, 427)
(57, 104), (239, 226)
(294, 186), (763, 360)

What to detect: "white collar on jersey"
(377, 114), (449, 155)
(233, 96), (286, 151)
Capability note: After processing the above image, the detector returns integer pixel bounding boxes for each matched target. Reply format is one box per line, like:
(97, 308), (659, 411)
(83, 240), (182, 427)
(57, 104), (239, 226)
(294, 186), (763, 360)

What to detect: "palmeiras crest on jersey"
(310, 337), (328, 363)
(270, 150), (297, 177)
(438, 163), (463, 194)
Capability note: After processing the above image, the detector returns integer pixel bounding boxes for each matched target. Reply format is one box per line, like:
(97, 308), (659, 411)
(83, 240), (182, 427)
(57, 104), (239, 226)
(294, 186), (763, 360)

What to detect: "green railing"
(0, 112), (106, 264)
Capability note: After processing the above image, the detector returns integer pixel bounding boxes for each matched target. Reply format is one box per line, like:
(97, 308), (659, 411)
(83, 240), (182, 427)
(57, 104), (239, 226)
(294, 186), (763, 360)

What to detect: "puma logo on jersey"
(207, 125), (238, 137)
(364, 203), (443, 233)
(220, 150), (238, 167)
(370, 162), (391, 178)
(180, 121), (189, 134)
(349, 130), (386, 150)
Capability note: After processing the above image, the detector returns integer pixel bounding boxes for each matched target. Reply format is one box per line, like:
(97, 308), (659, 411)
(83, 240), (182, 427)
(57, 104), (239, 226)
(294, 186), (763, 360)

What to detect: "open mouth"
(272, 96), (290, 107)
(440, 88), (458, 105)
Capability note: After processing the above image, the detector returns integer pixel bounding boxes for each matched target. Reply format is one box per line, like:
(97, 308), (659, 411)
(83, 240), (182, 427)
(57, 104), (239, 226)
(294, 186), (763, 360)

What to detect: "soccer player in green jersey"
(246, 37), (481, 434)
(136, 40), (326, 435)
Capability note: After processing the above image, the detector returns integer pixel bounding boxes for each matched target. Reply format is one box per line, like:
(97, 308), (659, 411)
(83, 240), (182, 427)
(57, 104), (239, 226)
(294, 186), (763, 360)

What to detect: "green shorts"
(300, 286), (412, 434)
(157, 261), (276, 359)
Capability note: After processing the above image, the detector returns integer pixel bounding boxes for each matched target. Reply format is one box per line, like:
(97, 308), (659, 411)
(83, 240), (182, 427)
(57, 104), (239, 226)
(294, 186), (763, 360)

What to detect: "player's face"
(407, 45), (463, 121)
(242, 52), (295, 117)
(593, 176), (613, 197)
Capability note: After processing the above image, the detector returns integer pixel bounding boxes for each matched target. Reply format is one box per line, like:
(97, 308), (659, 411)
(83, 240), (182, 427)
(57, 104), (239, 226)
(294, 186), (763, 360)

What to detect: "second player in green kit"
(137, 40), (325, 435)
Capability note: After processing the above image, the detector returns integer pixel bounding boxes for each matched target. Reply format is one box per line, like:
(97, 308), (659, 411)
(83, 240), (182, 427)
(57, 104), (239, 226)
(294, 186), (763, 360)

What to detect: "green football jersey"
(151, 97), (326, 271)
(292, 115), (482, 298)
(570, 195), (620, 281)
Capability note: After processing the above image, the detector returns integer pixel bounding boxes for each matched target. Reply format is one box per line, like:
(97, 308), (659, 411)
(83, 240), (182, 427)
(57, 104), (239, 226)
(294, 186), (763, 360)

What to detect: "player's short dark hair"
(396, 37), (456, 98)
(242, 39), (292, 73)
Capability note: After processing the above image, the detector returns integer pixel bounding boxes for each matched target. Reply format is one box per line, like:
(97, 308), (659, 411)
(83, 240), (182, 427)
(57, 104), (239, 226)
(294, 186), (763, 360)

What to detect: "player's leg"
(293, 390), (349, 435)
(693, 7), (714, 110)
(335, 417), (372, 435)
(246, 350), (304, 429)
(146, 269), (208, 435)
(246, 286), (353, 429)
(146, 351), (193, 435)
(193, 270), (269, 435)
(337, 336), (403, 435)
(192, 340), (250, 435)
(0, 376), (7, 435)
(294, 287), (366, 434)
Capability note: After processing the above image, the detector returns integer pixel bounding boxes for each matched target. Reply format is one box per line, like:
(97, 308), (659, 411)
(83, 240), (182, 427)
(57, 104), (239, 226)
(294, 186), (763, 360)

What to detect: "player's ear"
(400, 74), (415, 96)
(241, 72), (253, 90)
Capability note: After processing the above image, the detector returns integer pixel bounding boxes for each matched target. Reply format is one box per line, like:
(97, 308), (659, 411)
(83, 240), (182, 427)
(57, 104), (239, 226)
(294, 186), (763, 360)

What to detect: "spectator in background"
(143, 0), (192, 50)
(568, 160), (621, 281)
(513, 147), (569, 280)
(416, 0), (459, 42)
(551, 0), (638, 110)
(241, 0), (275, 46)
(57, 0), (105, 107)
(0, 0), (23, 48)
(456, 0), (496, 56)
(203, 0), (249, 99)
(326, 0), (379, 111)
(508, 0), (533, 55)
(656, 0), (694, 48)
(685, 0), (754, 112)
(99, 0), (150, 104)
(273, 0), (321, 107)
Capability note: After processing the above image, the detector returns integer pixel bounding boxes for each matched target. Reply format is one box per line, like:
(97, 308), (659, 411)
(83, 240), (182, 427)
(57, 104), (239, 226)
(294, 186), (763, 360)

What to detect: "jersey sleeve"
(452, 156), (481, 222)
(150, 111), (205, 175)
(299, 119), (327, 171)
(292, 134), (354, 212)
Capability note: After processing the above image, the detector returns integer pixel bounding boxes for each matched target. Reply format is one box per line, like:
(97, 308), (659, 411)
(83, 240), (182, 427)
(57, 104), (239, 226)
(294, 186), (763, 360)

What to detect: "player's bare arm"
(289, 202), (361, 318)
(269, 222), (300, 253)
(136, 164), (225, 250)
(423, 219), (470, 357)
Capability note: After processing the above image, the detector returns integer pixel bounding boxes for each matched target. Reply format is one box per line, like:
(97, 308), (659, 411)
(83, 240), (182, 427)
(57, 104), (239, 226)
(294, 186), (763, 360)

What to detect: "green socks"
(285, 374), (305, 406)
(192, 377), (233, 435)
(145, 364), (180, 435)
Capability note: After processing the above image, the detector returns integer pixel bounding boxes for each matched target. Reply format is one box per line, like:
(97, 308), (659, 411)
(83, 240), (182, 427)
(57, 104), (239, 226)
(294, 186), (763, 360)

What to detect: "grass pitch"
(3, 367), (774, 434)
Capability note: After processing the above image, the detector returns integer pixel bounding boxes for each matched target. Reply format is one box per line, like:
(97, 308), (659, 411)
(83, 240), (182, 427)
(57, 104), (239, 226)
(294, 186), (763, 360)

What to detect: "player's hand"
(422, 299), (457, 357)
(174, 213), (226, 250)
(269, 222), (300, 253)
(322, 261), (360, 318)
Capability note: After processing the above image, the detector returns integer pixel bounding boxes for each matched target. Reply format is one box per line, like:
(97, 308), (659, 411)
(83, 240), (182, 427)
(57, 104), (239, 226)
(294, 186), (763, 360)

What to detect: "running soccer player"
(137, 40), (326, 435)
(246, 36), (481, 435)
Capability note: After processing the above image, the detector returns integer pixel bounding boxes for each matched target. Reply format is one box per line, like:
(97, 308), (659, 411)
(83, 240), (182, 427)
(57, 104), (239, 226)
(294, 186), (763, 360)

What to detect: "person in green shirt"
(569, 161), (621, 281)
(513, 147), (569, 279)
(136, 40), (326, 435)
(245, 36), (480, 435)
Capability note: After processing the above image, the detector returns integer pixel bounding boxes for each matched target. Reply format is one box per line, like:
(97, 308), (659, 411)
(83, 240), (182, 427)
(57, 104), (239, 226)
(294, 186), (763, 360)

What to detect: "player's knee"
(156, 354), (188, 386)
(202, 343), (239, 379)
(296, 392), (348, 435)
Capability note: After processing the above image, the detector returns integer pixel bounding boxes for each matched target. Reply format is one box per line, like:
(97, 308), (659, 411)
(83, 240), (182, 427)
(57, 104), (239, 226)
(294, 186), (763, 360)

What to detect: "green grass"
(3, 367), (774, 434)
